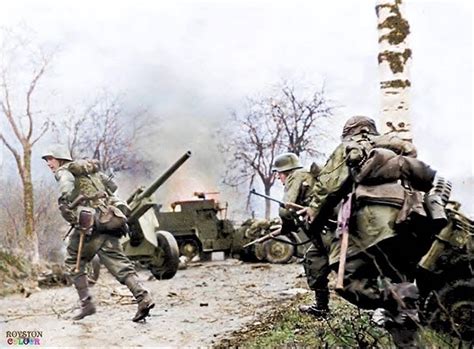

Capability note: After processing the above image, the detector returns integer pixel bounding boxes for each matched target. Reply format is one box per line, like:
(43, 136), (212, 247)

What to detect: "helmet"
(272, 153), (302, 173)
(41, 144), (72, 161)
(341, 116), (379, 140)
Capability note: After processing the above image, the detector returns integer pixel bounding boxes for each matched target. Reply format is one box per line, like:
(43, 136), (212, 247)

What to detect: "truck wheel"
(149, 230), (180, 280)
(179, 239), (200, 259)
(263, 236), (295, 264)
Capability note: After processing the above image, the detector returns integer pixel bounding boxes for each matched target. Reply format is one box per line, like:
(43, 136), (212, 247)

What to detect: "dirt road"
(0, 259), (307, 347)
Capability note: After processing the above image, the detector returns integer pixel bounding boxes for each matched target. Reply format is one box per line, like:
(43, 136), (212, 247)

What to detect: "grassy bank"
(217, 292), (467, 348)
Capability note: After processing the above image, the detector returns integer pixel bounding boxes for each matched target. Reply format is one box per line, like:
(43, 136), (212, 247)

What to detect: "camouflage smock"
(279, 169), (315, 221)
(308, 136), (400, 265)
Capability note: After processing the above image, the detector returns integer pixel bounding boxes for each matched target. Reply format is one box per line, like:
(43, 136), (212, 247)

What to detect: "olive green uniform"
(53, 160), (154, 322)
(65, 232), (137, 282)
(55, 163), (137, 282)
(280, 170), (331, 291)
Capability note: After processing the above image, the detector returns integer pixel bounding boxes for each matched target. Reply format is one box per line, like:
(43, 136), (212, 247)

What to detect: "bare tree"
(221, 97), (285, 219)
(270, 81), (335, 157)
(220, 81), (335, 219)
(376, 0), (413, 141)
(0, 177), (63, 262)
(0, 30), (52, 264)
(53, 92), (151, 173)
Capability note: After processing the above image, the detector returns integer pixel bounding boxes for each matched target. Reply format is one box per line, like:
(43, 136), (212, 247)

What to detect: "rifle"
(249, 189), (305, 210)
(335, 193), (353, 290)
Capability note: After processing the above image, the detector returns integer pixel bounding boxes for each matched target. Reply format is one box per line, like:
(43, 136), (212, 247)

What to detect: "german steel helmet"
(272, 153), (302, 173)
(341, 116), (379, 139)
(41, 144), (72, 161)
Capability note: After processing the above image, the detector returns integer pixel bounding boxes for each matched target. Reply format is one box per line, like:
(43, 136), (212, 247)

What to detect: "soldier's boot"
(298, 289), (329, 318)
(124, 274), (155, 322)
(425, 176), (451, 228)
(72, 275), (96, 320)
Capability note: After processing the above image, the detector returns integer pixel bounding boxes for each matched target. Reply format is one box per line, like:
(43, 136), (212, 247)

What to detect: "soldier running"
(42, 145), (154, 322)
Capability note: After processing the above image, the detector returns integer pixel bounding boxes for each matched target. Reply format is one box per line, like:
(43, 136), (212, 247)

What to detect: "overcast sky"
(0, 0), (472, 216)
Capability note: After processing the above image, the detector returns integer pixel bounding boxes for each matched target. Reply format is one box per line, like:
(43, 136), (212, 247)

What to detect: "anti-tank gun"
(416, 201), (474, 340)
(121, 151), (192, 280)
(234, 189), (315, 264)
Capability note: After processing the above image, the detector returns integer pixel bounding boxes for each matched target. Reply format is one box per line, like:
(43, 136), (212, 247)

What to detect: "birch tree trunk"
(376, 0), (413, 141)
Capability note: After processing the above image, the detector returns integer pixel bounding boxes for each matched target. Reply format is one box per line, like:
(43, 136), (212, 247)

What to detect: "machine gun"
(249, 189), (305, 210)
(244, 190), (311, 248)
(193, 191), (220, 199)
(121, 151), (192, 280)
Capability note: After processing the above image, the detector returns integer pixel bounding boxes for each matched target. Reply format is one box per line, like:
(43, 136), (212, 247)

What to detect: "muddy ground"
(0, 259), (308, 347)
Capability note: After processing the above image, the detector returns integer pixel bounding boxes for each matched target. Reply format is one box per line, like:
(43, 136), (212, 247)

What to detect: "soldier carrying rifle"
(42, 145), (154, 322)
(297, 116), (451, 347)
(269, 153), (333, 318)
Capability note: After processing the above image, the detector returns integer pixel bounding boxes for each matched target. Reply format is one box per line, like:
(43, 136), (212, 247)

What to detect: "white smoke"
(0, 0), (471, 219)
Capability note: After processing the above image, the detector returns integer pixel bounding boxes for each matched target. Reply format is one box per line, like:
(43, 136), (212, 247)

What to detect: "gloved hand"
(297, 206), (317, 224)
(346, 147), (366, 167)
(59, 204), (77, 224)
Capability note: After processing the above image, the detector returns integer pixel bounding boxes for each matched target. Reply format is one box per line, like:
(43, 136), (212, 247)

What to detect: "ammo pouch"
(94, 205), (128, 235)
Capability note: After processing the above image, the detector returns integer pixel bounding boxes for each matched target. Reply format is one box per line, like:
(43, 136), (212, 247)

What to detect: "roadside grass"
(219, 292), (469, 348)
(0, 249), (31, 296)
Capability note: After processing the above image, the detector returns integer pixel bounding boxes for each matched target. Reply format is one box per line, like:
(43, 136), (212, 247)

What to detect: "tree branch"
(26, 57), (48, 140)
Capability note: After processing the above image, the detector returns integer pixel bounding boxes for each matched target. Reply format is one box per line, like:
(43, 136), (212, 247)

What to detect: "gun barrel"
(243, 227), (282, 248)
(250, 189), (304, 209)
(130, 151), (192, 203)
(250, 189), (284, 206)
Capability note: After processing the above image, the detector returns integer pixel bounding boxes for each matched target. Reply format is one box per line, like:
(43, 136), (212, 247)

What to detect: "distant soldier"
(299, 116), (451, 346)
(272, 153), (331, 318)
(42, 145), (154, 322)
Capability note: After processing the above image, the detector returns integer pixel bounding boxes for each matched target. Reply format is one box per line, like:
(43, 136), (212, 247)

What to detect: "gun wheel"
(149, 230), (180, 280)
(422, 279), (474, 340)
(263, 235), (294, 264)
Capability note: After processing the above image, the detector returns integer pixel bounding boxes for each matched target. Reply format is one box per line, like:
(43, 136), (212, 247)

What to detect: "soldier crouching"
(301, 116), (451, 347)
(42, 145), (154, 322)
(272, 153), (331, 318)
